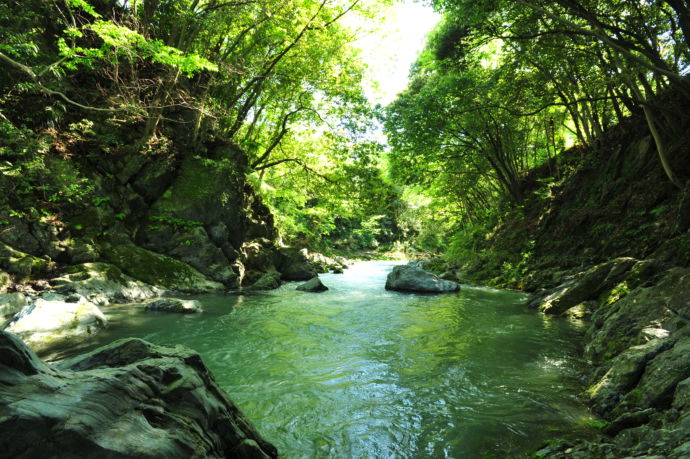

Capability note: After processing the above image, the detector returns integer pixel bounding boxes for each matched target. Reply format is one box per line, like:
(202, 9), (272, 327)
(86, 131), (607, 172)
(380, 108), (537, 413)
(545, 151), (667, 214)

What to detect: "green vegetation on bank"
(383, 0), (690, 283)
(0, 0), (405, 266)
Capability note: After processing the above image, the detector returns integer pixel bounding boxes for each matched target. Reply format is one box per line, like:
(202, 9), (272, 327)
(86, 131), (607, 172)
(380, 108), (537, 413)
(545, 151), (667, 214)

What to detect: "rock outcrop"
(533, 263), (690, 457)
(277, 248), (317, 281)
(385, 263), (460, 293)
(527, 257), (637, 315)
(0, 332), (278, 458)
(296, 276), (329, 292)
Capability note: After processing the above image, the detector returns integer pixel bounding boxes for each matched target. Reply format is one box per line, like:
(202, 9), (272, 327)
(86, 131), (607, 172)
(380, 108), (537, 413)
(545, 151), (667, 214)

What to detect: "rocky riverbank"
(0, 330), (278, 458)
(424, 103), (690, 456)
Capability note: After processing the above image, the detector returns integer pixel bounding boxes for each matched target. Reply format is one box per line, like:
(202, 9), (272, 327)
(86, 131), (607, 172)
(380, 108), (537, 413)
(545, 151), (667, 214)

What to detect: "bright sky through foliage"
(347, 0), (440, 106)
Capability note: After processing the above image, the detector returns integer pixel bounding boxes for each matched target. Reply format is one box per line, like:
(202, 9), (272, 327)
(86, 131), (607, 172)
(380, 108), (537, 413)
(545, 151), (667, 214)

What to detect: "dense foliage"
(0, 0), (404, 252)
(384, 0), (690, 257)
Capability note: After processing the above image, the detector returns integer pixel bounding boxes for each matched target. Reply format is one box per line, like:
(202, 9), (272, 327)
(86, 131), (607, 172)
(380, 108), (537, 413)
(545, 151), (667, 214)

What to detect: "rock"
(143, 298), (204, 313)
(587, 338), (670, 416)
(0, 269), (11, 293)
(65, 241), (100, 264)
(148, 226), (240, 288)
(331, 266), (344, 274)
(49, 262), (165, 306)
(585, 267), (690, 364)
(5, 297), (107, 353)
(103, 241), (224, 293)
(385, 263), (460, 293)
(246, 269), (281, 291)
(0, 292), (30, 327)
(277, 247), (317, 281)
(0, 241), (53, 279)
(296, 277), (328, 292)
(628, 336), (690, 410)
(673, 376), (690, 412)
(529, 257), (637, 315)
(0, 332), (277, 458)
(603, 408), (655, 435)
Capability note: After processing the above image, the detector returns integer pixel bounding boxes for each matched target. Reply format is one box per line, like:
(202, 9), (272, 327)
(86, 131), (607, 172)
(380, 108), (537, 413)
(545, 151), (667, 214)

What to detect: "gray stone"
(296, 277), (329, 292)
(586, 268), (690, 364)
(246, 269), (281, 291)
(277, 247), (317, 281)
(631, 336), (690, 410)
(529, 257), (637, 315)
(385, 263), (460, 293)
(50, 262), (165, 306)
(587, 338), (670, 415)
(0, 292), (30, 328)
(0, 332), (277, 458)
(143, 298), (204, 314)
(5, 297), (107, 353)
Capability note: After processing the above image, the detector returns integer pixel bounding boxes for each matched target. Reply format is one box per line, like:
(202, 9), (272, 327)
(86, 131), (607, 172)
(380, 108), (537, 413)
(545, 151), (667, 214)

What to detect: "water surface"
(57, 261), (590, 458)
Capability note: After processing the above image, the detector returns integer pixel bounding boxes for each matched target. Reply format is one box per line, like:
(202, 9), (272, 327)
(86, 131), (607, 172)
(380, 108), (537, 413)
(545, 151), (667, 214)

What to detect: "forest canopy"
(384, 0), (690, 252)
(0, 0), (405, 252)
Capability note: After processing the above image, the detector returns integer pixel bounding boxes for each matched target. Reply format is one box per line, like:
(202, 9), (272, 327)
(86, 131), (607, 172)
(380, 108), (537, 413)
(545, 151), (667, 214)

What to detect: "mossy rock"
(0, 242), (53, 279)
(0, 269), (11, 293)
(102, 242), (223, 293)
(245, 269), (281, 291)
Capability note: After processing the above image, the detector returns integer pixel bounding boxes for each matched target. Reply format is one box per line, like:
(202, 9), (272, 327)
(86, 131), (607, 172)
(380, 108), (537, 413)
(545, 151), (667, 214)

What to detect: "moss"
(0, 242), (52, 279)
(599, 281), (631, 306)
(583, 419), (609, 430)
(0, 269), (11, 292)
(102, 242), (222, 292)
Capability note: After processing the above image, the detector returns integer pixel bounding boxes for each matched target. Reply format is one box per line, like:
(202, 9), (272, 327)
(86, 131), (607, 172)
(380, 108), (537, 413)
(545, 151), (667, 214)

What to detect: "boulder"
(103, 241), (224, 293)
(0, 292), (30, 328)
(331, 266), (344, 274)
(628, 336), (690, 410)
(143, 298), (204, 314)
(0, 332), (277, 458)
(246, 269), (281, 291)
(296, 277), (329, 292)
(5, 297), (107, 353)
(277, 248), (316, 281)
(0, 241), (53, 279)
(49, 262), (165, 306)
(385, 263), (460, 293)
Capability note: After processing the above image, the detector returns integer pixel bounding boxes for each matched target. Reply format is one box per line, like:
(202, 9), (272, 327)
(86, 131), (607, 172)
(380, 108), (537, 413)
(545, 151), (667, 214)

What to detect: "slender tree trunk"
(642, 103), (683, 188)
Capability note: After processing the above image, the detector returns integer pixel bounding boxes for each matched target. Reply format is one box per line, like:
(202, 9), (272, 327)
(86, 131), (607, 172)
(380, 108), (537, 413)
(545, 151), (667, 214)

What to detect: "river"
(54, 260), (592, 458)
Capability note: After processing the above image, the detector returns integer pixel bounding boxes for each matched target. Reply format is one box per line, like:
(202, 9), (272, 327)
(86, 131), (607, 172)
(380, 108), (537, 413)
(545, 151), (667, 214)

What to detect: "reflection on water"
(55, 261), (590, 458)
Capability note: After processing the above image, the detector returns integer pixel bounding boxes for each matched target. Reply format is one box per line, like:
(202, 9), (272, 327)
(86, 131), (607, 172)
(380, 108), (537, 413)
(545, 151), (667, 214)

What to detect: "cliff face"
(0, 131), (301, 292)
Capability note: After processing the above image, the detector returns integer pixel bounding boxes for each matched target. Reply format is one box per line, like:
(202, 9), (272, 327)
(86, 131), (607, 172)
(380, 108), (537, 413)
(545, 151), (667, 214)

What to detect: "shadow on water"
(52, 261), (593, 458)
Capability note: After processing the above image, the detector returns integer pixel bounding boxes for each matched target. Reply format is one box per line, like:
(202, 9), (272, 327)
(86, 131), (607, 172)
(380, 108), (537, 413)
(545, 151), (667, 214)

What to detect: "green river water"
(55, 261), (593, 458)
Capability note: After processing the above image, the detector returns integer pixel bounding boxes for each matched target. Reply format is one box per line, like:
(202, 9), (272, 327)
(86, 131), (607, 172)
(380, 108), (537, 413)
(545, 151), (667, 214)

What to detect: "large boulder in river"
(0, 332), (278, 458)
(296, 277), (328, 292)
(5, 297), (107, 353)
(385, 263), (460, 293)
